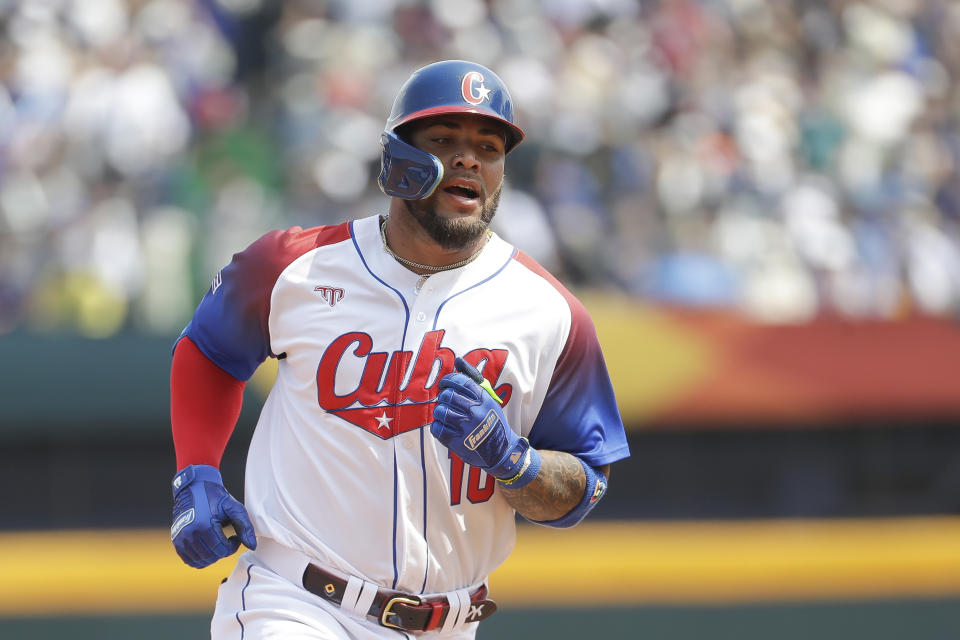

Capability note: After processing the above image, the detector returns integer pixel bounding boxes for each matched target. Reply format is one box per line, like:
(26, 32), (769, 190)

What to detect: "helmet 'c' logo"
(462, 71), (491, 106)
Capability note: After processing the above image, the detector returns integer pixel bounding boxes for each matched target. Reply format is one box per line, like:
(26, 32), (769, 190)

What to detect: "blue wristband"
(495, 444), (542, 489)
(528, 458), (607, 528)
(172, 464), (221, 497)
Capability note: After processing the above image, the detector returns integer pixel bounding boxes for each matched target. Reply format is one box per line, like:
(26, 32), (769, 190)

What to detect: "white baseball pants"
(212, 547), (480, 640)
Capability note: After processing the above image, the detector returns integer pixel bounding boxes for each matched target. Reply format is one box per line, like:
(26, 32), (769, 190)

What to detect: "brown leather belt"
(301, 563), (497, 631)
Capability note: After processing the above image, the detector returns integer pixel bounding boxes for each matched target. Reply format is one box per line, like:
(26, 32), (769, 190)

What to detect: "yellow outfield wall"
(2, 518), (960, 617)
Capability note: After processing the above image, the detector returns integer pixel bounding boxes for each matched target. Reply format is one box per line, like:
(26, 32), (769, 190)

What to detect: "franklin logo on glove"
(170, 508), (195, 539)
(465, 410), (500, 450)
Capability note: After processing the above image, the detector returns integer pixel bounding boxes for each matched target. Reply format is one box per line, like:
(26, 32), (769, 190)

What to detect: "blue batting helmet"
(378, 60), (525, 200)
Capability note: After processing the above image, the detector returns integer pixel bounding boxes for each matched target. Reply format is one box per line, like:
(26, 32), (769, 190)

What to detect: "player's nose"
(451, 148), (480, 171)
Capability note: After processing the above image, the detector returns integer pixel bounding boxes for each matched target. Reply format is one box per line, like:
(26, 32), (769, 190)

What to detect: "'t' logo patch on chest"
(314, 285), (345, 307)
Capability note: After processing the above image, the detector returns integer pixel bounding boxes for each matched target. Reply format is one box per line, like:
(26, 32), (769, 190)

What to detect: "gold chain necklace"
(379, 216), (489, 274)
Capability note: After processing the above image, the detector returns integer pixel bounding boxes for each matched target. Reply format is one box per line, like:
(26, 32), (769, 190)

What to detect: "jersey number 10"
(448, 451), (495, 505)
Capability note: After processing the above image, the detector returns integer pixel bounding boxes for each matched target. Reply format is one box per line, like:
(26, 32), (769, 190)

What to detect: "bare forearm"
(499, 450), (608, 522)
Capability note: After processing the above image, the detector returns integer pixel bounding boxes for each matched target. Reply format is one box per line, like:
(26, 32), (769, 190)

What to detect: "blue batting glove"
(170, 464), (257, 569)
(430, 361), (530, 481)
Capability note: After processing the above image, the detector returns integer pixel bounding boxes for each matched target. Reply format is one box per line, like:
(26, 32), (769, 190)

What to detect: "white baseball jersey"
(181, 213), (629, 595)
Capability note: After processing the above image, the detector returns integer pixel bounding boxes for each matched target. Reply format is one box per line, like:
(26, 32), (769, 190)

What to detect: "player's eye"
(479, 141), (503, 154)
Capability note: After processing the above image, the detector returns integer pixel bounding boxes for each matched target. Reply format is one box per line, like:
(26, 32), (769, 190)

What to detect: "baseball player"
(169, 59), (630, 639)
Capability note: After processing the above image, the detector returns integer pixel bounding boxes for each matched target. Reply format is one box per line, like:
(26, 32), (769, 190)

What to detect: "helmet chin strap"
(378, 131), (444, 200)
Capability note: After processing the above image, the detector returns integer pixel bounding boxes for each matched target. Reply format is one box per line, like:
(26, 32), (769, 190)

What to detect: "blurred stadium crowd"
(3, 0), (960, 338)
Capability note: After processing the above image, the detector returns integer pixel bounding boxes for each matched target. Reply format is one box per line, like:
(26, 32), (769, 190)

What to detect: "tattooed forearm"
(499, 450), (585, 521)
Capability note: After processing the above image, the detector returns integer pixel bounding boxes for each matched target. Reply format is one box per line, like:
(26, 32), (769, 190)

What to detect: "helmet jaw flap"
(378, 131), (444, 200)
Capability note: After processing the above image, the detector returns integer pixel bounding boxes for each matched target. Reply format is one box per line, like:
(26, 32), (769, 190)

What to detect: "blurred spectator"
(3, 0), (960, 337)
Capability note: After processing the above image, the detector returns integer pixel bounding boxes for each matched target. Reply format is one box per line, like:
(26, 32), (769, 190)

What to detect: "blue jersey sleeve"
(526, 292), (630, 467)
(179, 225), (347, 380)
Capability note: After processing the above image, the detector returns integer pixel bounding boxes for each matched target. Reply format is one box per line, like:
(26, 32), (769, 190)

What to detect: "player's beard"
(404, 183), (502, 251)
